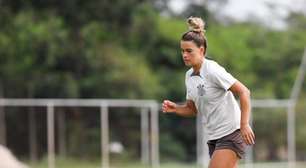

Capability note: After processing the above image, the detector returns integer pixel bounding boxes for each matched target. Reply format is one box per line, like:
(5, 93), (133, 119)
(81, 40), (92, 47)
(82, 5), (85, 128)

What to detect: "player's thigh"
(208, 149), (239, 168)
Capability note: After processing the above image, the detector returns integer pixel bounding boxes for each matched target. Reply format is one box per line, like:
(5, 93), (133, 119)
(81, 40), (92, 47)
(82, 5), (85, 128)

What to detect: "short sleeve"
(185, 72), (193, 100)
(211, 63), (237, 90)
(186, 87), (192, 100)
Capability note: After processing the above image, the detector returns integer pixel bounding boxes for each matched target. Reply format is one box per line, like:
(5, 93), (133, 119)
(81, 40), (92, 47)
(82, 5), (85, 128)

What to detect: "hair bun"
(187, 16), (206, 34)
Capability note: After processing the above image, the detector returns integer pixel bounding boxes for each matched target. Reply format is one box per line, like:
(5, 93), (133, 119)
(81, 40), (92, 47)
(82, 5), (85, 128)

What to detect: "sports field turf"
(30, 158), (306, 168)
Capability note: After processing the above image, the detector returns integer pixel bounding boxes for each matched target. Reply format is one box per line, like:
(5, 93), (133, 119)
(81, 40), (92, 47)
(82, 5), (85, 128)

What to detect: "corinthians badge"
(197, 84), (205, 96)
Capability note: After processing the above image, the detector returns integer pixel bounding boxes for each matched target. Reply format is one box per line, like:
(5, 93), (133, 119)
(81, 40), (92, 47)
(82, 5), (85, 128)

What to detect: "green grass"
(30, 157), (99, 168)
(29, 158), (306, 168)
(240, 162), (306, 168)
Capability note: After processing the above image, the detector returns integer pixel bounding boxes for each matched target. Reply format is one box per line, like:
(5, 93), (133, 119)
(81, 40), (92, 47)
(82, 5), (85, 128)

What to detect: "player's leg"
(208, 149), (239, 168)
(208, 149), (238, 168)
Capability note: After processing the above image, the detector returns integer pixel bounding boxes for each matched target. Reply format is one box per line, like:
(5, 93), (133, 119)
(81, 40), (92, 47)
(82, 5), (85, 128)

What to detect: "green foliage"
(1, 0), (306, 163)
(207, 23), (306, 99)
(253, 108), (287, 161)
(157, 17), (186, 42)
(296, 96), (306, 159)
(0, 10), (78, 97)
(160, 133), (187, 161)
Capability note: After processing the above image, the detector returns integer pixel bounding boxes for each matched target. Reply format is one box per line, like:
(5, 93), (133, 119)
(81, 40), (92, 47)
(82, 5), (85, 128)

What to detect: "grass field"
(29, 158), (306, 168)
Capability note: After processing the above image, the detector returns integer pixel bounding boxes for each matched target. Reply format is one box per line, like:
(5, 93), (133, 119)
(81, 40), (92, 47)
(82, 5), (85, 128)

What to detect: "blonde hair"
(182, 16), (208, 53)
(187, 16), (206, 36)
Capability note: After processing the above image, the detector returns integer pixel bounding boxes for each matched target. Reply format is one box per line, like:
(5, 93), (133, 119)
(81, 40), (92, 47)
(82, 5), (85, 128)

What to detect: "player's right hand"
(162, 100), (177, 113)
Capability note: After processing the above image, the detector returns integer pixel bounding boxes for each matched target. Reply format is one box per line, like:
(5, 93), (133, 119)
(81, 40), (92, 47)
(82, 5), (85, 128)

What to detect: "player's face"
(180, 40), (204, 67)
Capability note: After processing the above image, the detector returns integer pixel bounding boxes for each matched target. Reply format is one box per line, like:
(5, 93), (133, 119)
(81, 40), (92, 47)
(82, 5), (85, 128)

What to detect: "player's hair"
(181, 16), (207, 54)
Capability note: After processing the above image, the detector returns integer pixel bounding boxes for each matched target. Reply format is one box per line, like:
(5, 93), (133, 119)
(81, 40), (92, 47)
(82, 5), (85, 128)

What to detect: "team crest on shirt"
(197, 84), (205, 96)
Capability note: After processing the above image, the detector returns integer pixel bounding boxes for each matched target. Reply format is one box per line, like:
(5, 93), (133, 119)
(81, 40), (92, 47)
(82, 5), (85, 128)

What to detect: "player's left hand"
(240, 124), (255, 145)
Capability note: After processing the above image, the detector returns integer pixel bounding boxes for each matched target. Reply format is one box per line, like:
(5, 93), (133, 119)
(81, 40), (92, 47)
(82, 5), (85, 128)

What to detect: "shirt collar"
(190, 58), (206, 77)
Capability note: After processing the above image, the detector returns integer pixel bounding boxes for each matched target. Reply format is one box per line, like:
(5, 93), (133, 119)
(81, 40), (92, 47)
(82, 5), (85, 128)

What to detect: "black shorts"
(207, 129), (247, 159)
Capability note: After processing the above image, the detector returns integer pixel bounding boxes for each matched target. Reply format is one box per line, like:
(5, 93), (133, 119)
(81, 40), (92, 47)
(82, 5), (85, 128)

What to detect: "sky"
(169, 0), (306, 29)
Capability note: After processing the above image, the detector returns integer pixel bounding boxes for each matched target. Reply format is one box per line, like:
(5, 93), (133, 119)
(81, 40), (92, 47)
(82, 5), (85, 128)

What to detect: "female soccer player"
(162, 17), (255, 168)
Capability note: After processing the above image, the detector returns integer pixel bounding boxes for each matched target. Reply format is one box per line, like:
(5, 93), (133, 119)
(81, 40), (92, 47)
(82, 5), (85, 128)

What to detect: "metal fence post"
(101, 103), (109, 168)
(150, 103), (159, 168)
(47, 103), (55, 168)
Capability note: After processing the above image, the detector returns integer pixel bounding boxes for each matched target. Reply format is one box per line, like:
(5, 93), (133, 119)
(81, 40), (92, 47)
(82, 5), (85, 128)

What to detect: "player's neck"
(192, 58), (204, 74)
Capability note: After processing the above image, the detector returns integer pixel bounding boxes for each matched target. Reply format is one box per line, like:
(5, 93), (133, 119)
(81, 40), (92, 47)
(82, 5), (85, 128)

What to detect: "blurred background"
(0, 0), (306, 167)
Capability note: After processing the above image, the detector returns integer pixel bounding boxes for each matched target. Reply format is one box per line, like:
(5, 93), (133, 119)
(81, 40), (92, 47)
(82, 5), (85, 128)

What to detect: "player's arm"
(162, 99), (197, 117)
(229, 81), (255, 145)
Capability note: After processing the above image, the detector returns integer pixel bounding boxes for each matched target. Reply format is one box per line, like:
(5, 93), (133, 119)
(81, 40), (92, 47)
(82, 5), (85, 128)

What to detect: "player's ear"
(200, 46), (205, 55)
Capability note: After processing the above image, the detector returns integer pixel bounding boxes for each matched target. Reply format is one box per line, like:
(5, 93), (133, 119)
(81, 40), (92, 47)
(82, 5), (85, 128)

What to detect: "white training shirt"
(185, 58), (241, 140)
